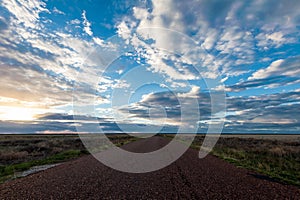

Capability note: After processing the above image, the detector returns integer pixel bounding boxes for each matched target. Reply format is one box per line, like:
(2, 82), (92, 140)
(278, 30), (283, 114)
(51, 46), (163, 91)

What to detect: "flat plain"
(0, 134), (299, 199)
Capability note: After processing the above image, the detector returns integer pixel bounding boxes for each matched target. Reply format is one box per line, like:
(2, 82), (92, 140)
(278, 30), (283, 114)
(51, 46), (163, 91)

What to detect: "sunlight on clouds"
(0, 0), (299, 133)
(249, 59), (285, 80)
(248, 56), (300, 83)
(0, 106), (40, 121)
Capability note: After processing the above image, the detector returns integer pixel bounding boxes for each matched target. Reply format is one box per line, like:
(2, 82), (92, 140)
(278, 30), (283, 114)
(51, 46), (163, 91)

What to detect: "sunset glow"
(0, 107), (36, 121)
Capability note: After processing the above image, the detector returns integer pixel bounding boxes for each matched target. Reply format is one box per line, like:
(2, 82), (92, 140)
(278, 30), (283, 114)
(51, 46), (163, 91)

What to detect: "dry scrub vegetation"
(191, 136), (300, 187)
(0, 134), (135, 183)
(0, 135), (85, 165)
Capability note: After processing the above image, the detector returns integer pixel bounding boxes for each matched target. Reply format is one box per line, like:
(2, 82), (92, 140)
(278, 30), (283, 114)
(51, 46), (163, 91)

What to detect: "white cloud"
(213, 85), (231, 92)
(117, 0), (300, 82)
(248, 57), (300, 81)
(93, 37), (104, 46)
(133, 7), (149, 20)
(0, 64), (74, 108)
(2, 0), (49, 28)
(256, 31), (293, 48)
(0, 0), (115, 115)
(82, 10), (93, 36)
(1, 0), (300, 132)
(266, 32), (285, 43)
(53, 7), (65, 15)
(70, 19), (81, 25)
(116, 4), (203, 81)
(178, 86), (200, 98)
(249, 59), (285, 80)
(202, 28), (218, 50)
(116, 21), (134, 40)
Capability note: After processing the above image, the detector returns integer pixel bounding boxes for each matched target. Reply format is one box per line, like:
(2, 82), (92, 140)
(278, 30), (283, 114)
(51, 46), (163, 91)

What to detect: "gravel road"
(0, 136), (299, 199)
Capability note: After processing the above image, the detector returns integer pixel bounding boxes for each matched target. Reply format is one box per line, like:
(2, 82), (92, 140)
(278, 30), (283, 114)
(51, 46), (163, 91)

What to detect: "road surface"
(0, 136), (299, 199)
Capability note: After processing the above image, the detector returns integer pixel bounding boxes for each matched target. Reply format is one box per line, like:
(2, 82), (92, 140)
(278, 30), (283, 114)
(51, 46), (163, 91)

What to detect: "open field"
(1, 134), (299, 187)
(0, 134), (136, 183)
(1, 136), (299, 199)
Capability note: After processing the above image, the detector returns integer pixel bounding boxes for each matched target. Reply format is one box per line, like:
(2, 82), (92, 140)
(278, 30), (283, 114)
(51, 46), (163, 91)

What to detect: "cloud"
(226, 91), (300, 127)
(249, 59), (285, 80)
(0, 64), (74, 107)
(70, 19), (81, 25)
(115, 0), (300, 83)
(117, 89), (300, 133)
(119, 87), (214, 128)
(178, 86), (200, 98)
(116, 1), (209, 81)
(0, 89), (299, 133)
(0, 0), (300, 134)
(250, 57), (300, 80)
(53, 7), (65, 15)
(1, 0), (49, 28)
(0, 0), (120, 120)
(0, 16), (8, 31)
(225, 91), (300, 133)
(228, 76), (299, 92)
(0, 112), (178, 134)
(82, 10), (93, 36)
(229, 56), (300, 91)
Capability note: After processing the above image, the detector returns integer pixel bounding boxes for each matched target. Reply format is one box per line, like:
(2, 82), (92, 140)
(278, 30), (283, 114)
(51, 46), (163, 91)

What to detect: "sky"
(0, 0), (299, 134)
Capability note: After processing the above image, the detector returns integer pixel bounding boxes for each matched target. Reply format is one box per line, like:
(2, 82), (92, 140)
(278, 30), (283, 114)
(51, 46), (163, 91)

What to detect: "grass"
(212, 146), (300, 187)
(0, 135), (87, 166)
(163, 134), (300, 187)
(2, 134), (299, 187)
(0, 134), (138, 183)
(187, 136), (300, 187)
(0, 149), (89, 183)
